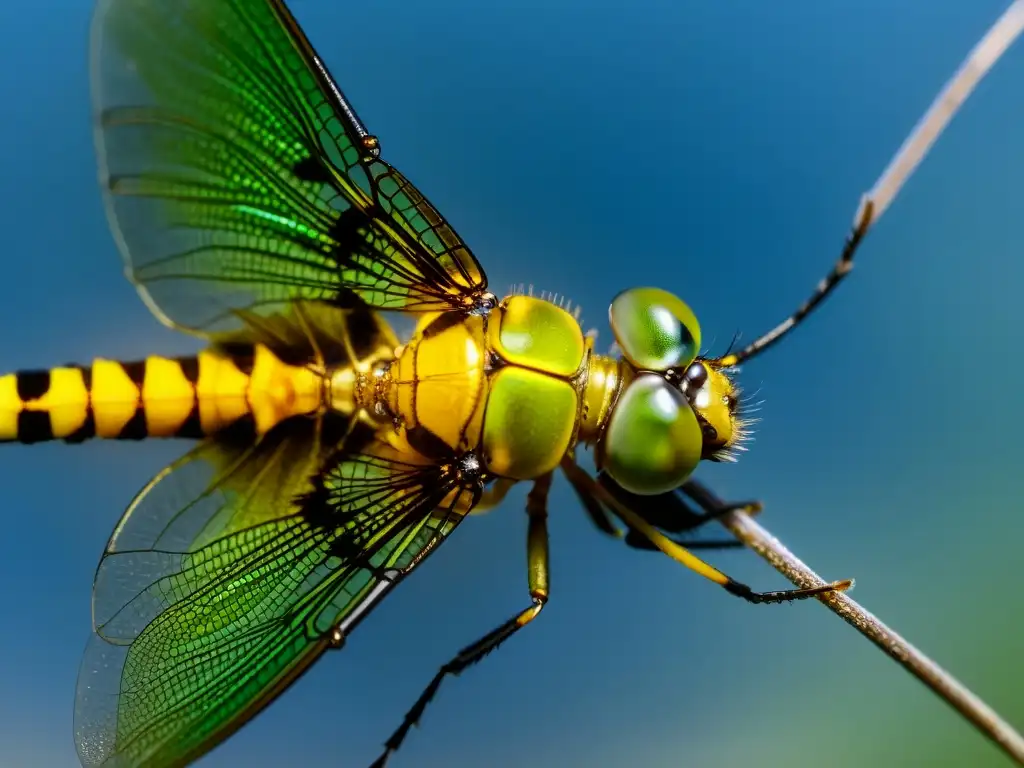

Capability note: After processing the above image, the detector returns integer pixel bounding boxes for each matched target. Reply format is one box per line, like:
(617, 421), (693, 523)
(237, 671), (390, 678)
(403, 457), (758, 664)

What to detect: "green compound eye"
(609, 287), (702, 371)
(602, 374), (703, 495)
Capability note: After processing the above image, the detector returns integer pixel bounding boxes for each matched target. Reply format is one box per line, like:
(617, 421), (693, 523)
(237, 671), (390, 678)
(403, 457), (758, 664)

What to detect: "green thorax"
(483, 295), (588, 479)
(375, 294), (607, 482)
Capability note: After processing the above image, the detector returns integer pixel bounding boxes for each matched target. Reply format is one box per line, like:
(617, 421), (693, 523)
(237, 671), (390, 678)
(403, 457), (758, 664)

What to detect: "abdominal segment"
(0, 345), (325, 444)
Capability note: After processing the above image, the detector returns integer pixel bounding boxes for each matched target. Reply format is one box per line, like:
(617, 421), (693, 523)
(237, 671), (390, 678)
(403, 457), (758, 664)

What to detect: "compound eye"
(601, 374), (702, 495)
(609, 287), (701, 371)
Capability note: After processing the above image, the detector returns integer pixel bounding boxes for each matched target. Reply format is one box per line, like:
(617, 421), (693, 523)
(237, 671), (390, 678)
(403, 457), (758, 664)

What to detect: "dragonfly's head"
(597, 287), (748, 495)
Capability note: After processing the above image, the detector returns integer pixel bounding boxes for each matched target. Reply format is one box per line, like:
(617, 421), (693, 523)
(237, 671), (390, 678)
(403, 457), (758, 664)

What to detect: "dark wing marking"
(74, 423), (478, 767)
(211, 299), (399, 369)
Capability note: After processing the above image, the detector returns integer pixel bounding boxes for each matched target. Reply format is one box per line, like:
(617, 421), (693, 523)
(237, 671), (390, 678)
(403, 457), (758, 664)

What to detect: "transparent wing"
(91, 0), (488, 334)
(74, 423), (477, 768)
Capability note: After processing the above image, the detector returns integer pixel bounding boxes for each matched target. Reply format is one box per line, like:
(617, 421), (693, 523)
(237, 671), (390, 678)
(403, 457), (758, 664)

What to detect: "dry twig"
(701, 3), (1024, 763)
(710, 497), (1024, 766)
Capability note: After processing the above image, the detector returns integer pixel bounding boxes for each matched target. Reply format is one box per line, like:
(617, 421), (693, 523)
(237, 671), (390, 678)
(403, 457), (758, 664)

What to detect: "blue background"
(2, 1), (1024, 766)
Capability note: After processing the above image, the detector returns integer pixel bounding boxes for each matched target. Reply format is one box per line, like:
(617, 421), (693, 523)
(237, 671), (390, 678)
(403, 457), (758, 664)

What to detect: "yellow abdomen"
(0, 344), (324, 444)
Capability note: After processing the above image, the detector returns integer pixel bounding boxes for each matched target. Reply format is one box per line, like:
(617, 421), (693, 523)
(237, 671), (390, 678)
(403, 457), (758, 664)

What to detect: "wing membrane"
(75, 423), (475, 767)
(91, 0), (488, 334)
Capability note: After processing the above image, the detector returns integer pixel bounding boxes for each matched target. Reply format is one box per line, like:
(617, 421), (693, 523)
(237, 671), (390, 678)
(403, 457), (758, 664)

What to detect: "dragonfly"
(3, 0), (1020, 766)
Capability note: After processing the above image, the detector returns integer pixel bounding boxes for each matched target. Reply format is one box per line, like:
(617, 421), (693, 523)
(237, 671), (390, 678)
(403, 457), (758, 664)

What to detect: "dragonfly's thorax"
(576, 353), (628, 447)
(347, 295), (608, 481)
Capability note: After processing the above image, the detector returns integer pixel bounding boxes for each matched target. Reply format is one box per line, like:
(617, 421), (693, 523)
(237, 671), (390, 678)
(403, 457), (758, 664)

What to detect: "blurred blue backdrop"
(2, 1), (1024, 766)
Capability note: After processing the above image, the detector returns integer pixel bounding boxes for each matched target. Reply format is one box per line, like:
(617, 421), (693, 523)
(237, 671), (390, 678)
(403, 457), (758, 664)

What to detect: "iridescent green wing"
(92, 0), (489, 334)
(74, 423), (478, 768)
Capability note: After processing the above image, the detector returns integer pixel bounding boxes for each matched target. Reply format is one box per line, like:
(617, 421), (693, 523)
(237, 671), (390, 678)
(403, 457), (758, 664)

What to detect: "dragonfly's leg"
(562, 459), (624, 539)
(624, 481), (762, 550)
(563, 464), (749, 550)
(625, 532), (744, 551)
(469, 477), (516, 515)
(679, 479), (763, 522)
(368, 473), (552, 768)
(561, 458), (852, 604)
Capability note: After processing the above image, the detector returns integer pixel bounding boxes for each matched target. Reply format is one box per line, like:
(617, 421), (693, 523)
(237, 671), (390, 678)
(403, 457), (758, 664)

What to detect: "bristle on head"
(710, 381), (761, 461)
